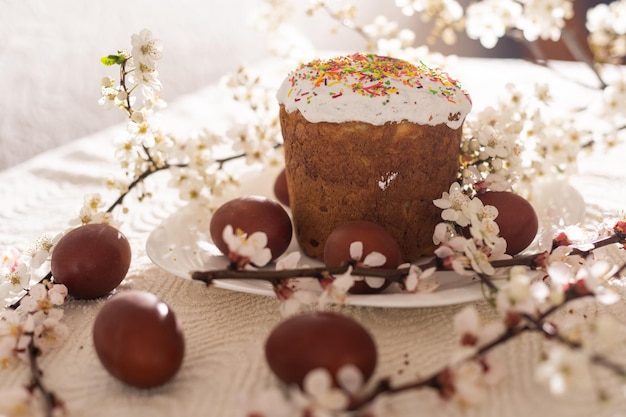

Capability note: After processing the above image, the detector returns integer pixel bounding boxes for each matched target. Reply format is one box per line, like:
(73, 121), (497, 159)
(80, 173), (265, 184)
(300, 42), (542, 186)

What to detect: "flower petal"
(349, 241), (364, 261)
(362, 251), (386, 267)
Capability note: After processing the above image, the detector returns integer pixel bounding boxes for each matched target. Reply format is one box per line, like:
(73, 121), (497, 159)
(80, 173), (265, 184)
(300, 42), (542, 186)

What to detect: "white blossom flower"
(464, 240), (495, 275)
(227, 118), (280, 167)
(434, 182), (482, 227)
(475, 125), (509, 160)
(129, 58), (162, 93)
(20, 283), (66, 314)
(249, 0), (295, 33)
(348, 241), (387, 289)
(128, 108), (161, 148)
(33, 310), (69, 352)
(453, 305), (505, 349)
(394, 0), (463, 44)
(516, 0), (574, 43)
(131, 29), (163, 69)
(25, 233), (63, 270)
(576, 260), (620, 305)
(302, 368), (350, 411)
(596, 78), (626, 122)
(442, 354), (506, 408)
(481, 173), (512, 192)
(587, 0), (626, 35)
(239, 366), (362, 417)
(68, 193), (120, 227)
(468, 203), (503, 250)
(274, 252), (319, 317)
(395, 0), (463, 20)
(127, 29), (164, 96)
(319, 266), (356, 306)
(72, 205), (116, 227)
(432, 221), (457, 246)
(176, 173), (206, 201)
(1, 248), (20, 274)
(99, 86), (123, 110)
(3, 263), (30, 294)
(0, 310), (33, 366)
(400, 263), (438, 293)
(222, 225), (272, 268)
(433, 224), (472, 275)
(586, 1), (626, 63)
(47, 284), (68, 306)
(535, 344), (591, 395)
(496, 266), (548, 316)
(434, 244), (471, 276)
(336, 364), (364, 395)
(465, 0), (522, 48)
(363, 15), (399, 38)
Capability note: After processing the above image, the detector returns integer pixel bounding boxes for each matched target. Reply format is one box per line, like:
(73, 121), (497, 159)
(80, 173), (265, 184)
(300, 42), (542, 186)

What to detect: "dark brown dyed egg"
(265, 311), (377, 387)
(210, 195), (293, 262)
(324, 220), (401, 294)
(93, 291), (185, 388)
(273, 168), (290, 207)
(51, 223), (131, 299)
(476, 191), (539, 255)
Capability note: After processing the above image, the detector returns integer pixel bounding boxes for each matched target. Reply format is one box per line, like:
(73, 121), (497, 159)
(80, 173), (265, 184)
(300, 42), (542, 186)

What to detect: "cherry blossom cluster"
(464, 0), (574, 49)
(1, 234), (62, 304)
(1, 234), (68, 415)
(221, 68), (283, 167)
(98, 31), (283, 212)
(586, 0), (626, 64)
(394, 0), (464, 45)
(432, 183), (509, 276)
(459, 82), (595, 196)
(98, 29), (175, 198)
(305, 0), (575, 52)
(243, 365), (388, 417)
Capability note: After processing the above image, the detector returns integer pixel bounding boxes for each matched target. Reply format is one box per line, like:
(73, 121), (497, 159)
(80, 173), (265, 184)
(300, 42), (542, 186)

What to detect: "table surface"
(1, 57), (626, 417)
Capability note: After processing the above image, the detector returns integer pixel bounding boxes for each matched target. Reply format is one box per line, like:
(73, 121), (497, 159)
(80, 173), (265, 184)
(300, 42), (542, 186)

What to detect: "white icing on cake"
(277, 53), (472, 130)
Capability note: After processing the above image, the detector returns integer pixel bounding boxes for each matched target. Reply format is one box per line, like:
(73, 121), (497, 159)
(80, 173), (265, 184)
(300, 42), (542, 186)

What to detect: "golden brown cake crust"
(280, 105), (462, 262)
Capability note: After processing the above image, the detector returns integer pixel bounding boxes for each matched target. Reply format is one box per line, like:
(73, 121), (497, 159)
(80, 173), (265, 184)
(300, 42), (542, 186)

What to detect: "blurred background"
(0, 0), (602, 170)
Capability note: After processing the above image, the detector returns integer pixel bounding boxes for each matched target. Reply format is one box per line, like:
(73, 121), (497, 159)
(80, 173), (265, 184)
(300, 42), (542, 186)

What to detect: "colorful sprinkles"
(285, 53), (471, 106)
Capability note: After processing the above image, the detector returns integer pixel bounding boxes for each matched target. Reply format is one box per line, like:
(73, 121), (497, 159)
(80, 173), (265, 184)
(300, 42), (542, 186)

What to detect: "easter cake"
(277, 53), (471, 261)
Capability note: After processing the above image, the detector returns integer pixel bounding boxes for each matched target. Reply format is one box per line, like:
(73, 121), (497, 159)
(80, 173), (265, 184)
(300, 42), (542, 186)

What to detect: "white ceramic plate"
(146, 165), (487, 308)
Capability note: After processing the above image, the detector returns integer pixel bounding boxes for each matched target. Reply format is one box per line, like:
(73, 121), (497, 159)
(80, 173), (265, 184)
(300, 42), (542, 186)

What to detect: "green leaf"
(100, 54), (125, 66)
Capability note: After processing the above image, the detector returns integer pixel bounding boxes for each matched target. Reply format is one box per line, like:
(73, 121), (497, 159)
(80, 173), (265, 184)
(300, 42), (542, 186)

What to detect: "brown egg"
(51, 223), (131, 299)
(210, 195), (293, 262)
(324, 220), (401, 294)
(476, 191), (539, 255)
(93, 291), (185, 388)
(265, 311), (377, 387)
(273, 168), (290, 207)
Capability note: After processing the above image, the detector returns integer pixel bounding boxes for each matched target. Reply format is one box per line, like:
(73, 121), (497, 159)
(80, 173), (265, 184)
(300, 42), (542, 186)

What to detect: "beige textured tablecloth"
(2, 58), (626, 417)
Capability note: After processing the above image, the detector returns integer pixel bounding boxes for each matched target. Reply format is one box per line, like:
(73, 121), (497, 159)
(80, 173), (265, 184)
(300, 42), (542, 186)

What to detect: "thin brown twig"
(349, 282), (618, 410)
(190, 254), (540, 285)
(27, 338), (61, 417)
(191, 231), (626, 288)
(348, 321), (532, 410)
(560, 27), (607, 89)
